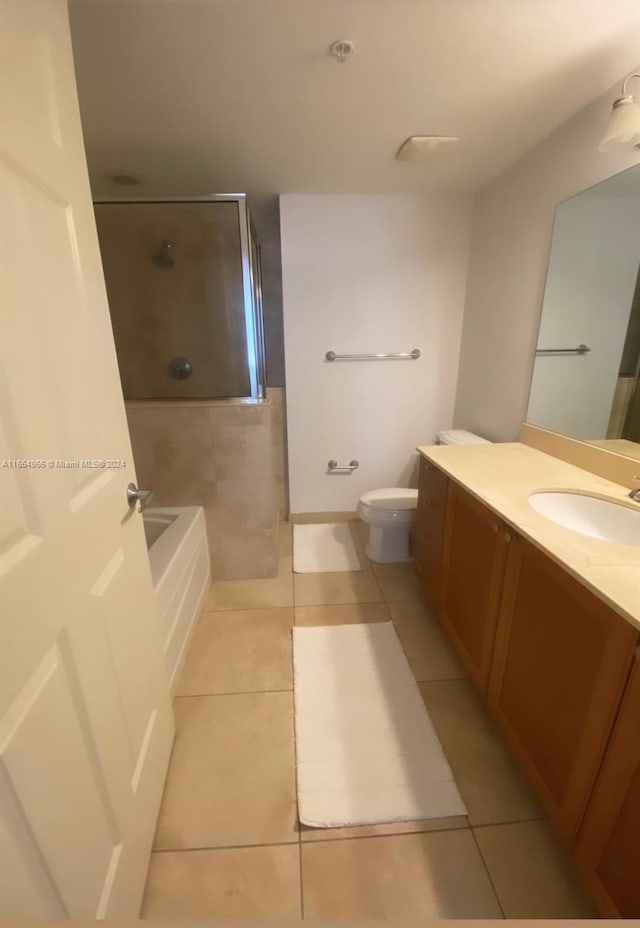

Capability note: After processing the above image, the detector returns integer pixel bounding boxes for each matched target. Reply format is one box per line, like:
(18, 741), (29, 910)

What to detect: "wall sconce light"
(599, 73), (640, 151)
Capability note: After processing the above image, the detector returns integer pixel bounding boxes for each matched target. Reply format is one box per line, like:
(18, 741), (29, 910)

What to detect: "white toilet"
(357, 429), (490, 563)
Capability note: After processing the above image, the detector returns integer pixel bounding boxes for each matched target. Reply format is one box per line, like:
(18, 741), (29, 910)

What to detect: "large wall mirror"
(526, 163), (640, 461)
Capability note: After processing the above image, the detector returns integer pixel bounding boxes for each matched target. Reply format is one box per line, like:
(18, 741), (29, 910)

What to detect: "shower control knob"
(169, 357), (193, 380)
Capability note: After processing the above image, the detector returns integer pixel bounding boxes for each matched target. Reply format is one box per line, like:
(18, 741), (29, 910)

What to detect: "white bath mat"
(292, 622), (466, 828)
(293, 522), (361, 573)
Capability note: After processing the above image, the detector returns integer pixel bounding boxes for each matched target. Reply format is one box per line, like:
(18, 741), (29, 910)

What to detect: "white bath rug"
(292, 622), (466, 828)
(293, 522), (361, 573)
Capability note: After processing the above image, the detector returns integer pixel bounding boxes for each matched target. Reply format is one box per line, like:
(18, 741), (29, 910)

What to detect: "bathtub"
(143, 507), (211, 692)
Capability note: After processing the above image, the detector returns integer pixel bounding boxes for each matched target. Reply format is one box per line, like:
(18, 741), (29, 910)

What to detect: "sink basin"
(528, 492), (640, 546)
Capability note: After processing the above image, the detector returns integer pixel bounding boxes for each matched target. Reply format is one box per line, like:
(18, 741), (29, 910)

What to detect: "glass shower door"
(94, 196), (264, 401)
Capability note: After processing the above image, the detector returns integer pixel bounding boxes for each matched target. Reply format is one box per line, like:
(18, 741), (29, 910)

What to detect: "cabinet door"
(438, 484), (508, 692)
(574, 653), (640, 917)
(488, 536), (637, 845)
(414, 460), (448, 616)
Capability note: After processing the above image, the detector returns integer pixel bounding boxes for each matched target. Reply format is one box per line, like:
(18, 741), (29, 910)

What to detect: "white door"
(0, 0), (174, 918)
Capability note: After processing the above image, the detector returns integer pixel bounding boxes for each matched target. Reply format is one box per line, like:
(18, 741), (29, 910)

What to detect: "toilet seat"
(356, 430), (490, 563)
(357, 488), (418, 527)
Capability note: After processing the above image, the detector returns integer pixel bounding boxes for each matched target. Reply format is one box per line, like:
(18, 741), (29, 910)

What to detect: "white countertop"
(416, 442), (640, 631)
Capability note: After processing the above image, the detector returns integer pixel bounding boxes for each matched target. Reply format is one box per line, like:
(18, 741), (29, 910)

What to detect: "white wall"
(454, 78), (640, 441)
(281, 195), (472, 513)
(527, 195), (640, 440)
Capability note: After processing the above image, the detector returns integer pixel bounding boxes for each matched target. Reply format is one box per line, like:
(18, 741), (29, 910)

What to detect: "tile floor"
(141, 521), (595, 919)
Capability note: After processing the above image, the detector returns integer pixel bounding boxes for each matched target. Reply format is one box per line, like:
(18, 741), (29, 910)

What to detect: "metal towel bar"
(535, 344), (591, 356)
(325, 349), (421, 361)
(328, 459), (359, 473)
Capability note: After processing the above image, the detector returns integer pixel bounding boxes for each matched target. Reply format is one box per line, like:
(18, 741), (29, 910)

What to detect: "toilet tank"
(437, 429), (490, 445)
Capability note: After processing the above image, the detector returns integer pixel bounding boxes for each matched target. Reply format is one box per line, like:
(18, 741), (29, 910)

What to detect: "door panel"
(0, 0), (174, 918)
(488, 536), (637, 844)
(574, 655), (640, 917)
(438, 484), (508, 692)
(1, 648), (118, 915)
(414, 460), (448, 616)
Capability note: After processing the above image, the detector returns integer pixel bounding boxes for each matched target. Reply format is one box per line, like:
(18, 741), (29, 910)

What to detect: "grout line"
(151, 822), (487, 857)
(298, 835), (305, 919)
(200, 604), (294, 615)
(298, 821), (472, 845)
(415, 675), (469, 684)
(174, 688), (293, 699)
(200, 603), (295, 614)
(152, 839), (300, 854)
(470, 826), (507, 919)
(289, 572), (305, 920)
(471, 816), (546, 829)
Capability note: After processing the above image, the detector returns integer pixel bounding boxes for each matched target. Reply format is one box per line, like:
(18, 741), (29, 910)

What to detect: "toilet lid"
(359, 488), (418, 510)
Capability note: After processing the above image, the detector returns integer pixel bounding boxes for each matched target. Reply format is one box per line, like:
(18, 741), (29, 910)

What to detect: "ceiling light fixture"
(599, 73), (640, 151)
(330, 40), (354, 63)
(395, 136), (459, 162)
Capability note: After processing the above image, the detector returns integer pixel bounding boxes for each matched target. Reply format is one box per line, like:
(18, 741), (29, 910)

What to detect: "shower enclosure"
(94, 195), (266, 401)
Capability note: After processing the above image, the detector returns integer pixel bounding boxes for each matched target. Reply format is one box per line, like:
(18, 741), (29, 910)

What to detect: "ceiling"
(69, 0), (640, 207)
(582, 163), (640, 197)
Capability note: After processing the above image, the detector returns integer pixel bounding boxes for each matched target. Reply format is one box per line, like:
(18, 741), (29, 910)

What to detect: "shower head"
(153, 239), (174, 267)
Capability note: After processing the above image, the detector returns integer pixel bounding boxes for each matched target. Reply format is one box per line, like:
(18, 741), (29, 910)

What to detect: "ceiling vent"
(395, 136), (459, 162)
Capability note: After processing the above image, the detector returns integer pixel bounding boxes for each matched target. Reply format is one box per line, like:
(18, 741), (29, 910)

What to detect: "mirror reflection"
(526, 164), (640, 460)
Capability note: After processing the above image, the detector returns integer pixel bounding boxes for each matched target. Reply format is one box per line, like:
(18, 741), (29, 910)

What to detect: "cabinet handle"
(491, 523), (500, 534)
(503, 531), (513, 543)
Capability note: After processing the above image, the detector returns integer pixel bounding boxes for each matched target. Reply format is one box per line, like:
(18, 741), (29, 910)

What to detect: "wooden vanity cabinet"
(574, 653), (640, 917)
(438, 483), (509, 693)
(487, 534), (638, 845)
(413, 459), (449, 615)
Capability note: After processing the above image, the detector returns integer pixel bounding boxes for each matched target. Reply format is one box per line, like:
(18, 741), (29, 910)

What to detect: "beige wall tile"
(389, 601), (465, 682)
(211, 423), (272, 482)
(126, 400), (280, 580)
(208, 402), (268, 428)
(141, 845), (301, 919)
(95, 202), (251, 400)
(301, 830), (502, 918)
(294, 602), (390, 626)
(154, 692), (297, 849)
(420, 679), (543, 826)
(176, 607), (293, 696)
(474, 820), (595, 917)
(293, 555), (383, 606)
(204, 556), (293, 611)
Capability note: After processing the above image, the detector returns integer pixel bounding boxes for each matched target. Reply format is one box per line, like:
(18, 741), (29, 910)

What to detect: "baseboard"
(290, 510), (358, 524)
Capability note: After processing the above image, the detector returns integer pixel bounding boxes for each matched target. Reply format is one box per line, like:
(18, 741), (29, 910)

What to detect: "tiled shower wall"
(126, 396), (289, 580)
(267, 387), (288, 518)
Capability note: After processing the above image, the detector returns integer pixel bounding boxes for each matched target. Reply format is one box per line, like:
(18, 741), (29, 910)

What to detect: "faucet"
(629, 475), (640, 503)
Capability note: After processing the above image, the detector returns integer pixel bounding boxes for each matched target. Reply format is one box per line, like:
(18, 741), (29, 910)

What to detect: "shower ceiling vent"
(109, 173), (141, 186)
(395, 136), (459, 162)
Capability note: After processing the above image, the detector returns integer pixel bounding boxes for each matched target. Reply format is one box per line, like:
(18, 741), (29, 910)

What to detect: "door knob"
(127, 482), (154, 512)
